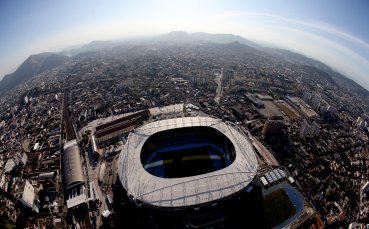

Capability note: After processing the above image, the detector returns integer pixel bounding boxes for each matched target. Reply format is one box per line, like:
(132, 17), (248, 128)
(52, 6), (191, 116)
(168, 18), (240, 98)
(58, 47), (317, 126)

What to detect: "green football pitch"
(263, 189), (297, 228)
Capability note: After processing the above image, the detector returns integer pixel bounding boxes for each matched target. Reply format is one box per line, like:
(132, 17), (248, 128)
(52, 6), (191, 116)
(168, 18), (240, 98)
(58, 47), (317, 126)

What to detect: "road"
(62, 88), (75, 141)
(214, 68), (223, 104)
(84, 142), (120, 228)
(84, 143), (105, 228)
(248, 134), (280, 167)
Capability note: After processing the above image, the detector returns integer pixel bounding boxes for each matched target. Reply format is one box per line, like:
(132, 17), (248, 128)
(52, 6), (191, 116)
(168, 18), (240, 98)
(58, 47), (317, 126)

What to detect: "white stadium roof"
(118, 116), (258, 208)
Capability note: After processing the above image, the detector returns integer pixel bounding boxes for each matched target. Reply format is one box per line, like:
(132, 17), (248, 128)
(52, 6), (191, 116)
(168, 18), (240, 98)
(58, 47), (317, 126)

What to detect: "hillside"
(265, 48), (369, 96)
(0, 53), (69, 94)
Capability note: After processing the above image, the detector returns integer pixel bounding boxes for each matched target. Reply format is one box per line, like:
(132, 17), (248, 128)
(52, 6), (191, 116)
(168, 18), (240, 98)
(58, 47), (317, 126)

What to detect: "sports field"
(141, 126), (235, 178)
(274, 102), (299, 119)
(263, 189), (296, 228)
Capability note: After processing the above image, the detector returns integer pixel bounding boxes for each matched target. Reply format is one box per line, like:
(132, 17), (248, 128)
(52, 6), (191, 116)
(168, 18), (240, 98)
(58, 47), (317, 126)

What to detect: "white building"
(348, 222), (369, 229)
(357, 117), (368, 128)
(300, 120), (320, 139)
(362, 181), (369, 194)
(300, 120), (311, 139)
(16, 180), (39, 213)
(310, 121), (320, 137)
(262, 116), (284, 135)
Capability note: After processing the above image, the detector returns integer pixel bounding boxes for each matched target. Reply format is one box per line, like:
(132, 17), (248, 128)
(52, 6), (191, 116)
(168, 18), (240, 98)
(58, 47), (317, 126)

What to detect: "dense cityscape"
(0, 32), (369, 228)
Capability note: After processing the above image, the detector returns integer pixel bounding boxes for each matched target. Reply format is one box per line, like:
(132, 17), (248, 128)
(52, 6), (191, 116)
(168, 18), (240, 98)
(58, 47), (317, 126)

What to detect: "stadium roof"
(149, 103), (184, 116)
(63, 140), (84, 189)
(118, 116), (258, 208)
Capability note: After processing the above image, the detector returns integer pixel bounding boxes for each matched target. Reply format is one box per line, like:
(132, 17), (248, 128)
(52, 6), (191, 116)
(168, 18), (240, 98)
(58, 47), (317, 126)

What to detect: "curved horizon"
(1, 0), (369, 90)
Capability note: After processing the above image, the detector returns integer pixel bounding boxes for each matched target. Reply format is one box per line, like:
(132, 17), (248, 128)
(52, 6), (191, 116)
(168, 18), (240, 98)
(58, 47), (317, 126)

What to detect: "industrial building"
(92, 109), (150, 148)
(62, 140), (87, 208)
(300, 119), (320, 139)
(15, 180), (40, 213)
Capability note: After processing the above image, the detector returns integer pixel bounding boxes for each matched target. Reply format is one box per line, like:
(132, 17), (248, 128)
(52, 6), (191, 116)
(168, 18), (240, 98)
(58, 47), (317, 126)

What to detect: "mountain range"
(0, 31), (367, 96)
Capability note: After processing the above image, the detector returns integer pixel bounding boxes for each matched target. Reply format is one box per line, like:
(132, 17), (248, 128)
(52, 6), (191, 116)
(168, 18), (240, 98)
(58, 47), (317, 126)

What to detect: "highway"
(214, 67), (223, 104)
(62, 88), (76, 141)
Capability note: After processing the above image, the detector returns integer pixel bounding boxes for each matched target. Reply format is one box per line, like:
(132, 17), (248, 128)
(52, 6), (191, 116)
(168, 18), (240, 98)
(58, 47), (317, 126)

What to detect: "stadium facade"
(117, 116), (260, 228)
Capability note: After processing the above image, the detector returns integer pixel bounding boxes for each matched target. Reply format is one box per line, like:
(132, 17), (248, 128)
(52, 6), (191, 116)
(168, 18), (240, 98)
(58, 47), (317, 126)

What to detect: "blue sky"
(1, 0), (369, 90)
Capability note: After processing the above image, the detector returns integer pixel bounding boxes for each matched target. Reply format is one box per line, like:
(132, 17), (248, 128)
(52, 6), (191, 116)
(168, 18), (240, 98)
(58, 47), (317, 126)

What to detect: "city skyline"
(1, 0), (369, 90)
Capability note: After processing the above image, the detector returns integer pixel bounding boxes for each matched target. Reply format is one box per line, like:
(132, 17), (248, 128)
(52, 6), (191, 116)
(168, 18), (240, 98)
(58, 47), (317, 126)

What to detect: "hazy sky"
(1, 0), (369, 90)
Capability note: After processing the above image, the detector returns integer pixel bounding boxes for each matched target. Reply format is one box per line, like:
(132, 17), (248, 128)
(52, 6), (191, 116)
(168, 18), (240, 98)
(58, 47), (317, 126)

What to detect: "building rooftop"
(63, 140), (84, 189)
(18, 180), (35, 209)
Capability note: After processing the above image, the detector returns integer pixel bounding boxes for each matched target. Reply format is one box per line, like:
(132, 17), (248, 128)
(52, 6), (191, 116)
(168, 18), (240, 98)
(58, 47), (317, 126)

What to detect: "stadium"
(116, 116), (261, 228)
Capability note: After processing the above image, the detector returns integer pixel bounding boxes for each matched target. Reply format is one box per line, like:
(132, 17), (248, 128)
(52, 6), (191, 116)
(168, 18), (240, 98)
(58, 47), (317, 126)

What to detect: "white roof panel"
(260, 176), (268, 186)
(66, 194), (86, 208)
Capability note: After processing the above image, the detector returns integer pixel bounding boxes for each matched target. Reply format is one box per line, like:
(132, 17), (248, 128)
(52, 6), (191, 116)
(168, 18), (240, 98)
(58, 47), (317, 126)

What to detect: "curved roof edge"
(118, 116), (258, 208)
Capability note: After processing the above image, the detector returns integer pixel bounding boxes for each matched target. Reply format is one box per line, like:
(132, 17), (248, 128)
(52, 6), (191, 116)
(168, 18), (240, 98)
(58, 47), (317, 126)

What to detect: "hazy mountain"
(266, 48), (333, 72)
(220, 41), (260, 53)
(0, 52), (69, 94)
(266, 48), (369, 96)
(66, 31), (260, 55)
(157, 31), (259, 48)
(159, 31), (194, 42)
(191, 32), (258, 48)
(61, 40), (115, 56)
(81, 40), (115, 50)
